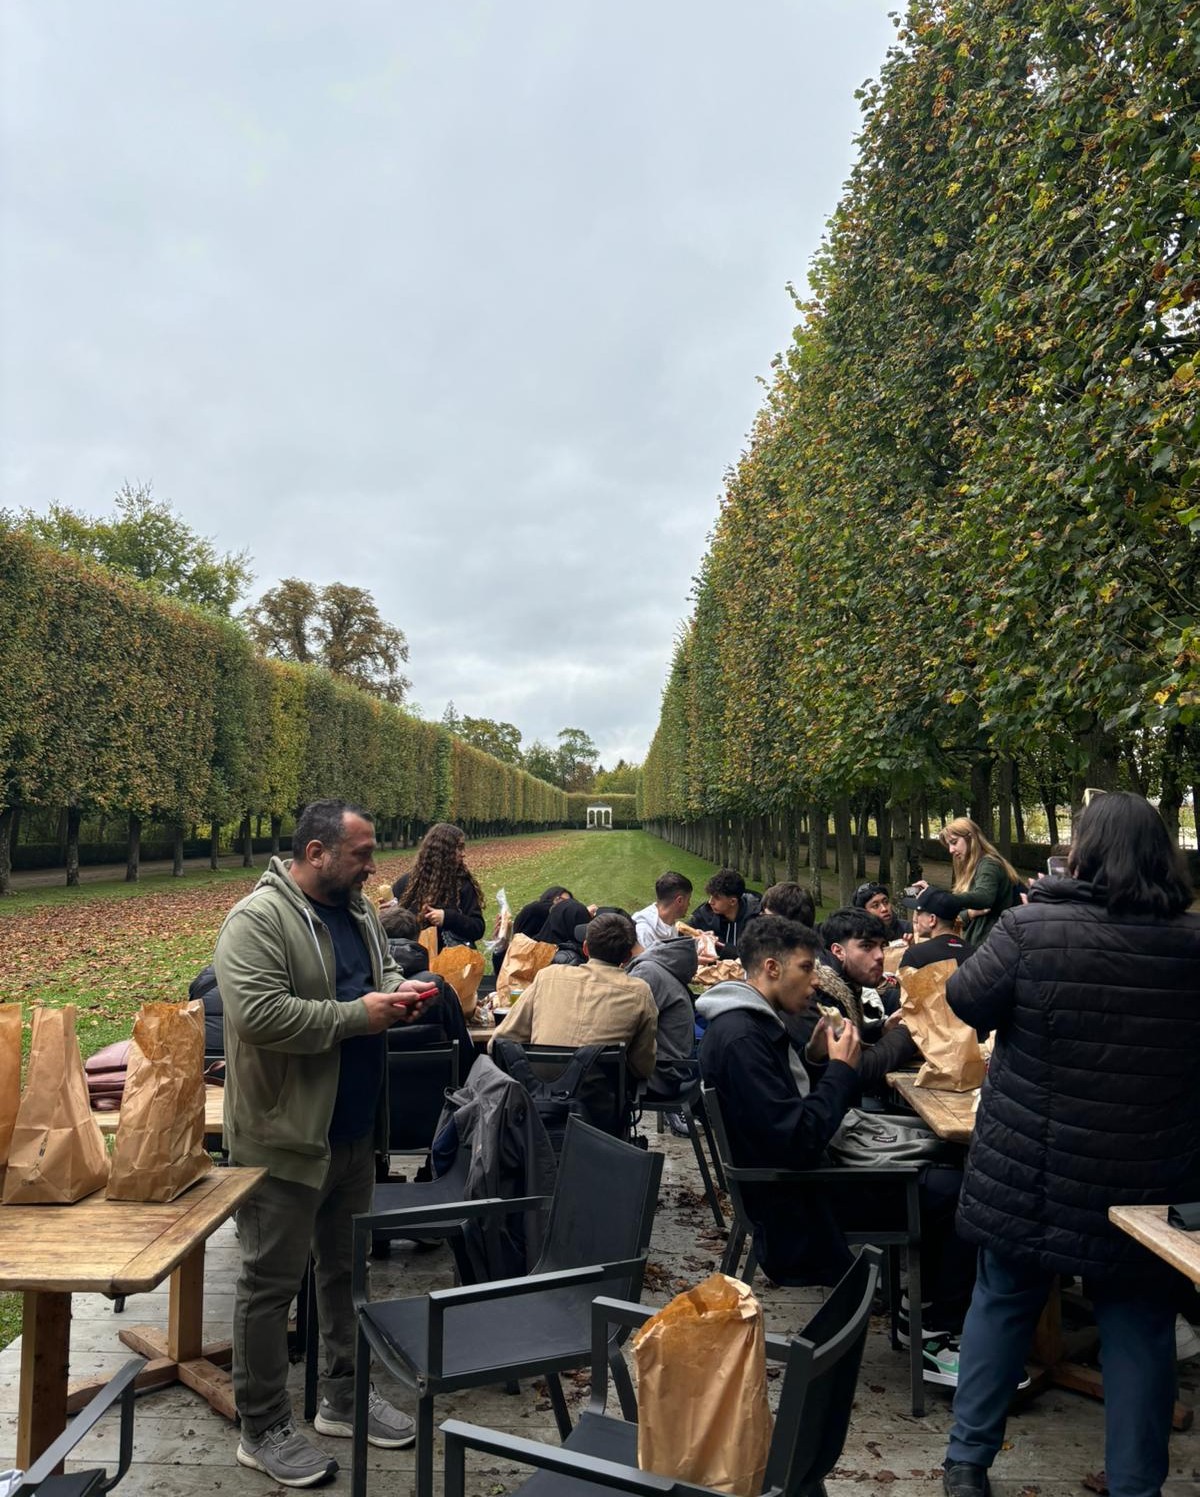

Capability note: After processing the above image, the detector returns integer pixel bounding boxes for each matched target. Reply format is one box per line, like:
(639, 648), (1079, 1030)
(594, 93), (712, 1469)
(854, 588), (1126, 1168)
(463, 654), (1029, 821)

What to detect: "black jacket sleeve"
(702, 1018), (859, 1169)
(946, 911), (1019, 1034)
(858, 1023), (920, 1088)
(441, 875), (485, 944)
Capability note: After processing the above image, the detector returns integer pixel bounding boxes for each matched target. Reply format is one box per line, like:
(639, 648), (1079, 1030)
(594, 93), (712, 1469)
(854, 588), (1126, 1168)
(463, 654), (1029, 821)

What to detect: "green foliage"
(458, 716), (524, 765)
(7, 483), (252, 613)
(644, 0), (1200, 829)
(594, 759), (641, 795)
(0, 532), (566, 845)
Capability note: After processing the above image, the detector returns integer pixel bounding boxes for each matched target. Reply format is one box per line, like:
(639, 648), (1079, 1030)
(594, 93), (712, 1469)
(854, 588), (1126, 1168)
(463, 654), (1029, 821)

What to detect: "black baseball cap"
(901, 887), (960, 921)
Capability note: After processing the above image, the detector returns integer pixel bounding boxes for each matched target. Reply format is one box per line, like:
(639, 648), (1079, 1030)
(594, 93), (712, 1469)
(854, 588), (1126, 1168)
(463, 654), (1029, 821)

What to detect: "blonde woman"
(914, 817), (1021, 948)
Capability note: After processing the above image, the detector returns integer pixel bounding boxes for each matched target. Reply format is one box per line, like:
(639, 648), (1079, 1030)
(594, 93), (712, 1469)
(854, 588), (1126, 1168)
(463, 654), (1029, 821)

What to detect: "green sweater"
(213, 856), (402, 1186)
(940, 855), (1012, 947)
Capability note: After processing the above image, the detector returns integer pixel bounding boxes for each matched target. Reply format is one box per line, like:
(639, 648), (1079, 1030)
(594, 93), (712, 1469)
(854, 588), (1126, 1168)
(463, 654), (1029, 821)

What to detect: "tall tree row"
(642, 0), (1200, 872)
(0, 530), (566, 890)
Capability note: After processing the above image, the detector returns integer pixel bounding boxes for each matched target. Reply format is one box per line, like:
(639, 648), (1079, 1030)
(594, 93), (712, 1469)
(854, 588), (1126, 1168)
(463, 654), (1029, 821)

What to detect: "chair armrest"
(442, 1419), (686, 1495)
(426, 1259), (645, 1378)
(20, 1356), (145, 1492)
(351, 1196), (552, 1305)
(588, 1297), (656, 1415)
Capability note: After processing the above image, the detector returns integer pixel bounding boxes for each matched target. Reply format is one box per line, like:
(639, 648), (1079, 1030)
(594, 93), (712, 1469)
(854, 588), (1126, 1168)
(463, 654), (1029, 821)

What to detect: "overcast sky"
(2, 1), (896, 768)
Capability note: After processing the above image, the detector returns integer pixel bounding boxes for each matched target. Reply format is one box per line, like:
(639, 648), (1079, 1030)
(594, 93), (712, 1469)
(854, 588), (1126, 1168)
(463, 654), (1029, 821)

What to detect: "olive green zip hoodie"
(213, 856), (402, 1186)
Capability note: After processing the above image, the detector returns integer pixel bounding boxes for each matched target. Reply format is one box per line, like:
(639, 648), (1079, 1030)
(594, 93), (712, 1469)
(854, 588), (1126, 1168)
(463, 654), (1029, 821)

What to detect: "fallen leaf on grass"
(1082, 1473), (1108, 1495)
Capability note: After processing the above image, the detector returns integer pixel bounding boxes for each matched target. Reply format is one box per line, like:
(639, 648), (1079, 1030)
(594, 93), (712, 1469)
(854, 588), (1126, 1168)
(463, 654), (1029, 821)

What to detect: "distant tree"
(594, 758), (640, 795)
(441, 700), (462, 733)
(9, 482), (253, 613)
(245, 579), (410, 704)
(522, 739), (560, 785)
(556, 727), (599, 792)
(459, 716), (523, 765)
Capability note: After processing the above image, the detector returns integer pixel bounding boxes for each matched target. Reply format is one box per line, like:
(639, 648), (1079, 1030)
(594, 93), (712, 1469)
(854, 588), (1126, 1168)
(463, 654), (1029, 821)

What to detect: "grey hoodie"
(626, 936), (698, 1088)
(696, 980), (811, 1097)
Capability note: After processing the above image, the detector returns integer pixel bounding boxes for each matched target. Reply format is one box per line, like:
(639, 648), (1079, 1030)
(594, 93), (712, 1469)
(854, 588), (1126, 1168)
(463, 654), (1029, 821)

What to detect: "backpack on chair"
(490, 1037), (619, 1153)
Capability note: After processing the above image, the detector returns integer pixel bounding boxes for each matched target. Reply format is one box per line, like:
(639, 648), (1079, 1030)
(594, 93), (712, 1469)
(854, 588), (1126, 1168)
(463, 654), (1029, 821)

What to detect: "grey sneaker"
(314, 1388), (416, 1449)
(237, 1418), (338, 1488)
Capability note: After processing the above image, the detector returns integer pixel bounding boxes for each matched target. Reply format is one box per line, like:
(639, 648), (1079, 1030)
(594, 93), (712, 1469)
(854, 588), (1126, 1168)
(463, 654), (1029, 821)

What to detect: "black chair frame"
(701, 1086), (926, 1417)
(493, 1041), (632, 1144)
(638, 1079), (726, 1230)
(442, 1246), (883, 1497)
(18, 1356), (144, 1497)
(348, 1117), (662, 1497)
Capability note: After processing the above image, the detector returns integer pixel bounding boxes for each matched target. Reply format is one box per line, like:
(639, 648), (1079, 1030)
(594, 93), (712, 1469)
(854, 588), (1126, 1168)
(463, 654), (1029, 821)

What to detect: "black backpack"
(490, 1038), (617, 1154)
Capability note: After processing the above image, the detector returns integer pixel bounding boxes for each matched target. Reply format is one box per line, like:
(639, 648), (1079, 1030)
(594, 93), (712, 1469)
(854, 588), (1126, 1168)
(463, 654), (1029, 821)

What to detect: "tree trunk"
(833, 797), (855, 906)
(240, 813), (254, 868)
(0, 805), (16, 896)
(876, 795), (892, 884)
(126, 813), (141, 883)
(1011, 759), (1026, 844)
(1039, 786), (1060, 847)
(172, 823), (185, 876)
(806, 804), (825, 908)
(786, 805), (800, 882)
(270, 814), (282, 855)
(889, 796), (909, 894)
(854, 799), (868, 879)
(969, 759), (994, 840)
(210, 819), (221, 871)
(66, 806), (82, 887)
(996, 758), (1014, 858)
(1159, 731), (1185, 844)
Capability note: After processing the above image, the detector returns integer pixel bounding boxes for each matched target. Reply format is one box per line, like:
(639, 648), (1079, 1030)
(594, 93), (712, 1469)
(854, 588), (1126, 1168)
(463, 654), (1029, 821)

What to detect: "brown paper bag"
(3, 1005), (110, 1204)
(898, 959), (986, 1091)
(633, 1273), (773, 1497)
(430, 947), (486, 1018)
(495, 934), (557, 1005)
(418, 926), (439, 966)
(692, 958), (745, 989)
(0, 1004), (22, 1191)
(107, 1000), (213, 1202)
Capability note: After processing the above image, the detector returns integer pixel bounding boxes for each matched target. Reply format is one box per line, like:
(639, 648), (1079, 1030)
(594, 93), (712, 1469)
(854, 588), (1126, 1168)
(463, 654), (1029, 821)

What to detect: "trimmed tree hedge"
(0, 530), (567, 886)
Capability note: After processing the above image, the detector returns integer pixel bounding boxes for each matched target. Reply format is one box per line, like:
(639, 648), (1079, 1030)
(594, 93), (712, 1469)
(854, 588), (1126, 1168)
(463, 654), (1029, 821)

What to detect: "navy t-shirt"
(306, 897), (385, 1143)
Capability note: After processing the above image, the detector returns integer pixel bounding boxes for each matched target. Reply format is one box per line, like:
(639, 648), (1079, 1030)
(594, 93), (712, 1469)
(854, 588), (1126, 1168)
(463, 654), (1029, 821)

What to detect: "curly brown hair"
(394, 822), (483, 920)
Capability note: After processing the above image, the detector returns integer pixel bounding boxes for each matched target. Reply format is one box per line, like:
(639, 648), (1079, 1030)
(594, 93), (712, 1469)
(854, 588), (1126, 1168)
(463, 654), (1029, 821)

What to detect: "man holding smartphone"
(215, 799), (436, 1488)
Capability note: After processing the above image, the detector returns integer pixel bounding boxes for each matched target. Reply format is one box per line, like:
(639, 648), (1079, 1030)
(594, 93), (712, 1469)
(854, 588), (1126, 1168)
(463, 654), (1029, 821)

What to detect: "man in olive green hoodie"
(215, 799), (436, 1489)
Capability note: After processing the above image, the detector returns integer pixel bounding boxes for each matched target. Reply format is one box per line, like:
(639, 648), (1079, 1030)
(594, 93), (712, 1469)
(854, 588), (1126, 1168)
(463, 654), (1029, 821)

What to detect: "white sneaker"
(1177, 1314), (1200, 1362)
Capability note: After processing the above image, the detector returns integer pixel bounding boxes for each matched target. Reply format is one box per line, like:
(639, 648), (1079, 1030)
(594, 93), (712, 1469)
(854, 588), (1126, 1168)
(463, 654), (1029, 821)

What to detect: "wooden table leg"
(17, 1289), (71, 1469)
(113, 1240), (238, 1420)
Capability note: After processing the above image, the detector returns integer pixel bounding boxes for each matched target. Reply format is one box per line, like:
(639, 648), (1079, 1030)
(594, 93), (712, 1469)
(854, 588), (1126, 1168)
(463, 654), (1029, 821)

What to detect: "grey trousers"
(231, 1134), (376, 1437)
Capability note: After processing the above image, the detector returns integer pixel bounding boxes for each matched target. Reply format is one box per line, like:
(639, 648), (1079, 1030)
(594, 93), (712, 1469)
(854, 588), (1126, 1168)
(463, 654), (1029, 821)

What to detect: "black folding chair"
(702, 1085), (926, 1417)
(442, 1246), (883, 1497)
(638, 1078), (726, 1229)
(17, 1357), (144, 1496)
(349, 1117), (663, 1497)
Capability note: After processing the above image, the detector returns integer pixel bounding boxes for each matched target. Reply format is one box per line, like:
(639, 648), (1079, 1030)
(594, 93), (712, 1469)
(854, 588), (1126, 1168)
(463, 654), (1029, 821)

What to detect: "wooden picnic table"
(886, 1070), (1192, 1430)
(1109, 1204), (1200, 1285)
(0, 1164), (266, 1467)
(886, 1072), (976, 1145)
(93, 1082), (226, 1142)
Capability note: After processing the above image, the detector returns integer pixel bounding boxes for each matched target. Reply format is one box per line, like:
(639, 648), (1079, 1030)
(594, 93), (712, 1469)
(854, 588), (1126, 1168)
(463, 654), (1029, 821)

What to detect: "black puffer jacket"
(948, 877), (1200, 1294)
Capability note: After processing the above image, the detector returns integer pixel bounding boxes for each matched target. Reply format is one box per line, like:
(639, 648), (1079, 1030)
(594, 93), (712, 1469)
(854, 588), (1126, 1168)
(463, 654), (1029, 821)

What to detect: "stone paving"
(2, 1134), (1197, 1496)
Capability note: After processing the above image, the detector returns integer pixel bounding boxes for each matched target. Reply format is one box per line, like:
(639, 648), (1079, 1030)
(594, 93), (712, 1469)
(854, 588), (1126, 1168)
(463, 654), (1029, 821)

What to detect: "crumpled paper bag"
(430, 947), (486, 1017)
(633, 1273), (772, 1496)
(898, 959), (985, 1092)
(3, 1004), (109, 1204)
(0, 1004), (22, 1192)
(495, 934), (557, 1005)
(106, 1000), (213, 1202)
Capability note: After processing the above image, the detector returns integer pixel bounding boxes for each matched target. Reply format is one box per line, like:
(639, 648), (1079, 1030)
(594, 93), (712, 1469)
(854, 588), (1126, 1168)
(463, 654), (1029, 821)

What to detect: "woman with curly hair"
(914, 816), (1021, 949)
(391, 823), (485, 952)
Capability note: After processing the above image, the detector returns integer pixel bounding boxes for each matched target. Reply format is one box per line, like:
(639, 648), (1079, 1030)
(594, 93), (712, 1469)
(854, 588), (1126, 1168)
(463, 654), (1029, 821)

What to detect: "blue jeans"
(946, 1246), (1177, 1497)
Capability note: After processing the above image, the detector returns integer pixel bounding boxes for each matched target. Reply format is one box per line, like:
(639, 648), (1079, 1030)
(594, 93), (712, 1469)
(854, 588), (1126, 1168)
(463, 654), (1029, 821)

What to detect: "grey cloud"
(2, 0), (897, 764)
